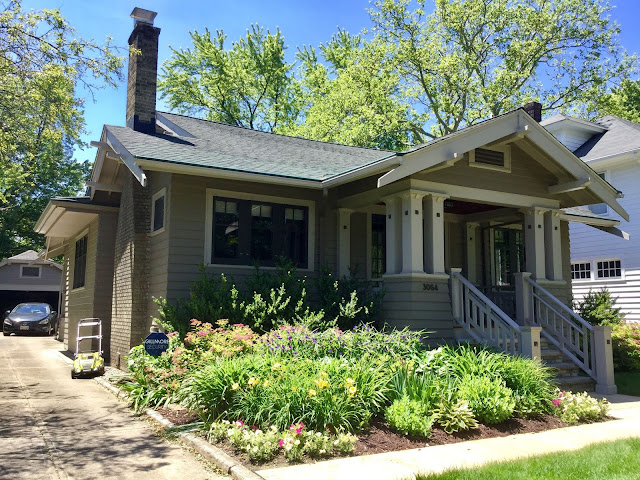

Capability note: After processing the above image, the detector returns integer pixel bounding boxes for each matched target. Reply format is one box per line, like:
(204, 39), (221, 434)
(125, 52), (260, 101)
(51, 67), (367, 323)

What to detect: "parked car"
(3, 303), (57, 336)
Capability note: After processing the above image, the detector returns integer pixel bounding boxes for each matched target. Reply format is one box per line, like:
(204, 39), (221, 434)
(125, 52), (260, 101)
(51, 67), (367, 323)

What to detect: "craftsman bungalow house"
(35, 9), (624, 393)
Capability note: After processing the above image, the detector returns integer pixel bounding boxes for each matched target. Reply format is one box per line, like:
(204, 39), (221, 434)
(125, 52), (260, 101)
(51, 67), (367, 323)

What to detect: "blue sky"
(20, 0), (640, 164)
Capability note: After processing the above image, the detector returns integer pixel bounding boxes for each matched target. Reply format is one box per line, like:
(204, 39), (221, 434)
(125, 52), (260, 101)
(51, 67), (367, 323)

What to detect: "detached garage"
(0, 250), (62, 317)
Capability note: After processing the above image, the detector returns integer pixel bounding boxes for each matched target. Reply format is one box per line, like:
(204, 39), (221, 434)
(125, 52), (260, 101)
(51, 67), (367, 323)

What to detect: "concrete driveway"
(0, 333), (226, 480)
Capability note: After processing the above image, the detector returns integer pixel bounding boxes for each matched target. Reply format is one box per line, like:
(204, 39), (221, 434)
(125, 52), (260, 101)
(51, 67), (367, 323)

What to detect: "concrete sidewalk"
(0, 334), (226, 480)
(257, 394), (640, 480)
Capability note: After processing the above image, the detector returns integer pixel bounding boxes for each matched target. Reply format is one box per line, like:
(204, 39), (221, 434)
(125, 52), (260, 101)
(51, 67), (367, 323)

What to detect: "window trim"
(595, 258), (623, 280)
(468, 145), (512, 173)
(151, 187), (167, 236)
(20, 265), (42, 279)
(204, 189), (315, 271)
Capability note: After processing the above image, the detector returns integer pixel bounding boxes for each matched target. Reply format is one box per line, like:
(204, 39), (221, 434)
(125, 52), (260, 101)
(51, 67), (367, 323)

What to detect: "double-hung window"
(371, 214), (386, 279)
(208, 191), (313, 269)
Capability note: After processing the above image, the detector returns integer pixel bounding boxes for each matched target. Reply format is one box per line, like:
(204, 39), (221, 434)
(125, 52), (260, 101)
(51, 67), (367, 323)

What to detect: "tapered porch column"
(402, 191), (425, 274)
(384, 197), (403, 275)
(544, 211), (563, 281)
(465, 222), (479, 284)
(337, 208), (352, 278)
(522, 208), (547, 280)
(423, 195), (446, 275)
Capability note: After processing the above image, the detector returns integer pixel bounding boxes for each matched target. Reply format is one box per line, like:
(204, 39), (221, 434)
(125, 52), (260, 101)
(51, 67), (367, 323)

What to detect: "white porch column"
(384, 197), (403, 275)
(423, 195), (446, 275)
(523, 208), (546, 280)
(337, 208), (352, 278)
(402, 191), (425, 274)
(465, 222), (479, 284)
(544, 211), (563, 281)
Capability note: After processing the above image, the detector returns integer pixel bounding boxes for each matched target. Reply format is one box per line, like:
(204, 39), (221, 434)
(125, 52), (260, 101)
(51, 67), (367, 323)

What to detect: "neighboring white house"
(542, 114), (640, 321)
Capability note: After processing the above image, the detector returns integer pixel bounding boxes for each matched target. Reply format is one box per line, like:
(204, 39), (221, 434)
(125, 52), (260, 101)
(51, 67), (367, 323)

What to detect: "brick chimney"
(523, 101), (542, 122)
(126, 8), (160, 134)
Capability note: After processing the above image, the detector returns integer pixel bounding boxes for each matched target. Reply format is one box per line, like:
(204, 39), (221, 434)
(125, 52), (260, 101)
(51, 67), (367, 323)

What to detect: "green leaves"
(159, 25), (299, 132)
(0, 0), (123, 258)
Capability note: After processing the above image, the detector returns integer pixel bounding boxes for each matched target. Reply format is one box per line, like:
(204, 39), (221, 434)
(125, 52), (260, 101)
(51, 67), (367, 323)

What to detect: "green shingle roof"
(106, 112), (394, 182)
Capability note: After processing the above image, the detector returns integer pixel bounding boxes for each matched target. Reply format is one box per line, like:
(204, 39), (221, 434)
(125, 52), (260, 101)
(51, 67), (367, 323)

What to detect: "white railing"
(526, 277), (595, 379)
(451, 270), (521, 355)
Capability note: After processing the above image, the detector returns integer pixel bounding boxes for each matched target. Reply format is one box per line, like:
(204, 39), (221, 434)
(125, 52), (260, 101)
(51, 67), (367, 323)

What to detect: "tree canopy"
(160, 0), (636, 147)
(0, 0), (123, 258)
(596, 78), (640, 123)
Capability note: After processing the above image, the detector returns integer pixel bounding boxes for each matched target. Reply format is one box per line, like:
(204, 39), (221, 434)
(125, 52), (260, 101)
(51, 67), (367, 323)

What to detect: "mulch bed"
(152, 406), (571, 470)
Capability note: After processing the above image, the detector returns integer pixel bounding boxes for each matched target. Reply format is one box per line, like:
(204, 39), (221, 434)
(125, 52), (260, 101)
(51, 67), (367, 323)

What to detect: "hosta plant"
(432, 398), (479, 434)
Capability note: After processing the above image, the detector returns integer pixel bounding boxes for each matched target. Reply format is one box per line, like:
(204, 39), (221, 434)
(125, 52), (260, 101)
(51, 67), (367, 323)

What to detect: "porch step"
(540, 348), (565, 363)
(553, 375), (596, 393)
(545, 361), (581, 377)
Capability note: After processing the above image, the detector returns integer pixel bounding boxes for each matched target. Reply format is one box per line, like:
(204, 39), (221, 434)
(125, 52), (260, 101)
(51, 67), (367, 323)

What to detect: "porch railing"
(450, 270), (521, 355)
(525, 276), (596, 379)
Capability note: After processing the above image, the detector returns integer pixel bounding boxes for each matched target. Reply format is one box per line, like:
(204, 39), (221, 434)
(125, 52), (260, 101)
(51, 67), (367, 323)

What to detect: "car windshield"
(13, 304), (49, 314)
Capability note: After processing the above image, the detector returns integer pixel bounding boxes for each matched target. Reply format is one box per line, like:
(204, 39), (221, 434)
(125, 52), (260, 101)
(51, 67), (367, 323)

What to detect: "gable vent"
(474, 148), (505, 167)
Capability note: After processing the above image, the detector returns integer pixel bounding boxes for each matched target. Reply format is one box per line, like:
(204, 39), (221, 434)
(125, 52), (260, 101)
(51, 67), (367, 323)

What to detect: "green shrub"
(432, 398), (478, 434)
(457, 374), (515, 424)
(180, 354), (391, 432)
(153, 261), (384, 335)
(575, 288), (625, 326)
(612, 323), (640, 372)
(389, 366), (442, 407)
(184, 319), (257, 358)
(494, 355), (555, 416)
(385, 396), (433, 437)
(552, 391), (610, 424)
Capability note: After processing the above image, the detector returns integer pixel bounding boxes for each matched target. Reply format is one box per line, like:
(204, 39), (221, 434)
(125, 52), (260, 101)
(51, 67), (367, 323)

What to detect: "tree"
(0, 0), (123, 258)
(159, 25), (300, 132)
(282, 30), (418, 150)
(596, 78), (640, 122)
(369, 0), (635, 138)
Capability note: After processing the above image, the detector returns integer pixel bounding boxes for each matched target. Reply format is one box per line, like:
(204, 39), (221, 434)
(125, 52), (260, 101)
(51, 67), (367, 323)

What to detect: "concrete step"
(541, 348), (565, 363)
(553, 374), (595, 393)
(546, 361), (581, 377)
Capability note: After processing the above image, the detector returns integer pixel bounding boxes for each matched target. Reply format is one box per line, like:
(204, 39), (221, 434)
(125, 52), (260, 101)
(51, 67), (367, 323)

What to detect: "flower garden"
(112, 266), (611, 465)
(117, 318), (610, 465)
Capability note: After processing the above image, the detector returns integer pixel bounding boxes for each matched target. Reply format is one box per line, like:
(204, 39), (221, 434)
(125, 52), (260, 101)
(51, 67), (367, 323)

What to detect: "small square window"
(571, 262), (591, 280)
(21, 266), (41, 278)
(596, 260), (622, 279)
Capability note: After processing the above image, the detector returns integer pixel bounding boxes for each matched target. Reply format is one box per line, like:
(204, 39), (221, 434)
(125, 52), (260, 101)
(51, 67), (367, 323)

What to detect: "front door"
(482, 226), (525, 318)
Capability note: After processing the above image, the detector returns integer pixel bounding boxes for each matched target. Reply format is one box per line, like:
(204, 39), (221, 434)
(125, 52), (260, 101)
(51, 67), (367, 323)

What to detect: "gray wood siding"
(166, 174), (323, 302)
(445, 220), (465, 271)
(148, 171), (172, 319)
(382, 276), (454, 344)
(416, 146), (557, 199)
(0, 263), (61, 287)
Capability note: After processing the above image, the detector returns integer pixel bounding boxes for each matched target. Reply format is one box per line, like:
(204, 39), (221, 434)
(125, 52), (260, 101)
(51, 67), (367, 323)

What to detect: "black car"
(3, 303), (58, 336)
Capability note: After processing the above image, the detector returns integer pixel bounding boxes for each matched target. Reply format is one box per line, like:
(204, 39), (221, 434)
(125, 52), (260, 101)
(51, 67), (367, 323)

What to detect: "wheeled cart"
(71, 318), (105, 379)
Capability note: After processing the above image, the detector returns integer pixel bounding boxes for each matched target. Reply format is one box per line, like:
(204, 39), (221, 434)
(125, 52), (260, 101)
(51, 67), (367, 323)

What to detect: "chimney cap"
(131, 7), (157, 25)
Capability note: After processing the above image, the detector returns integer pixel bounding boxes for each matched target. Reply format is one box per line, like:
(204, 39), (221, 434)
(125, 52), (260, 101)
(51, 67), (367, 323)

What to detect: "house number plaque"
(423, 283), (439, 291)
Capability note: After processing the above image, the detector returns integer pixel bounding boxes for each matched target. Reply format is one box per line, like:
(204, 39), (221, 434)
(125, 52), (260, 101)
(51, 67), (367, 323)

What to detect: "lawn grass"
(417, 437), (640, 480)
(615, 371), (640, 396)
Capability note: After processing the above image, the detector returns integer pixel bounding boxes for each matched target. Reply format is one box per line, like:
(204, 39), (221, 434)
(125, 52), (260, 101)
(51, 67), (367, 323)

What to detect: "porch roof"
(377, 109), (629, 222)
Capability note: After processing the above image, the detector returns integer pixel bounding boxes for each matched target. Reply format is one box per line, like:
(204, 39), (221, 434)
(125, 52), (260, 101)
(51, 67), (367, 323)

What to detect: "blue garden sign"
(144, 332), (169, 357)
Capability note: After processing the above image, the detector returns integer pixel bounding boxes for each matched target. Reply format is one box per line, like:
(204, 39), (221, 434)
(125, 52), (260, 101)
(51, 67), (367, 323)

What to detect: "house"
(0, 250), (62, 317)
(35, 8), (625, 393)
(541, 114), (639, 321)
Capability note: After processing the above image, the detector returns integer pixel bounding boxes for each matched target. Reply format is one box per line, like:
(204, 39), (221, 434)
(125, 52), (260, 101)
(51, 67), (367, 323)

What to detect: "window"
(371, 214), (386, 279)
(469, 146), (511, 172)
(209, 194), (311, 268)
(20, 265), (41, 278)
(151, 188), (166, 234)
(571, 262), (591, 280)
(73, 235), (88, 289)
(588, 173), (608, 215)
(596, 259), (622, 279)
